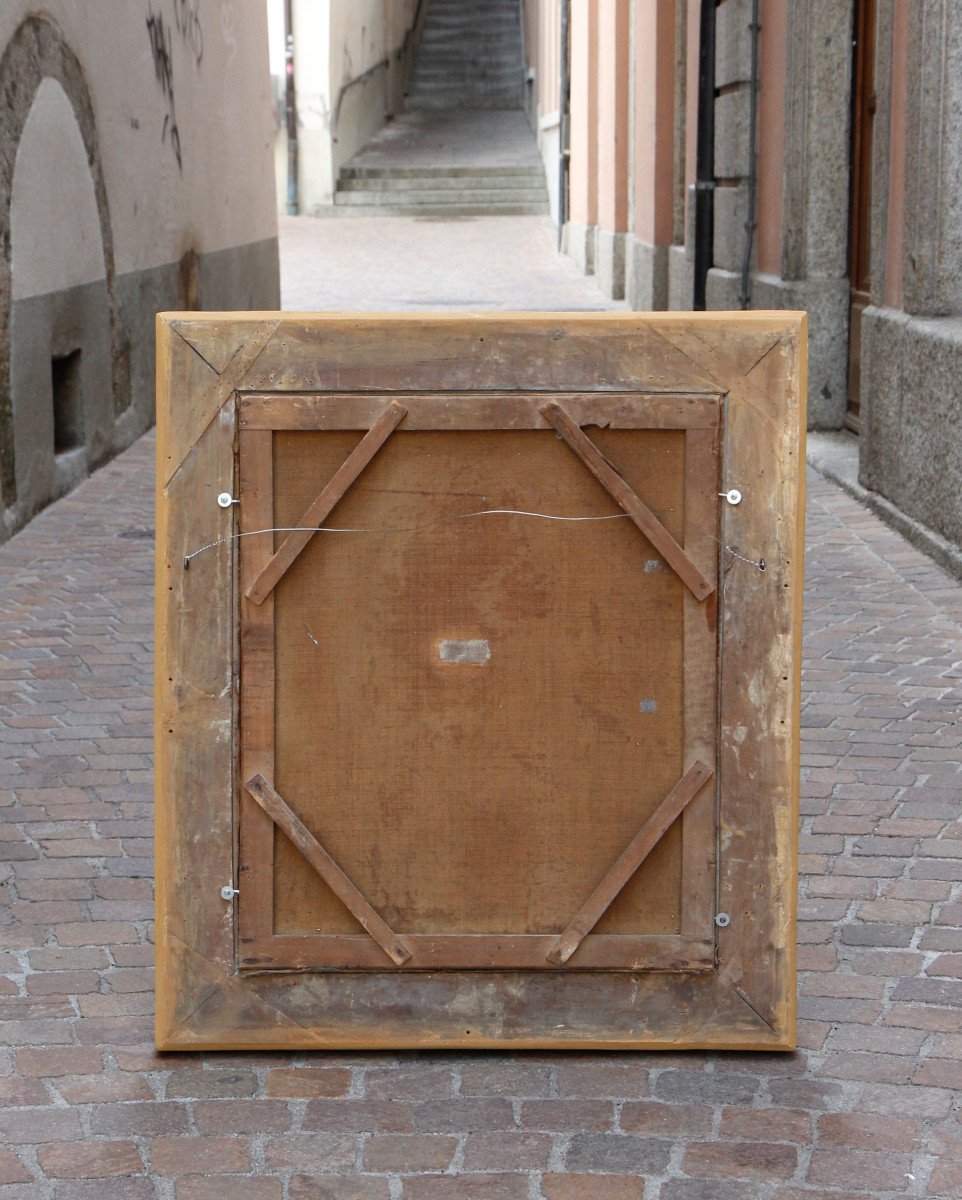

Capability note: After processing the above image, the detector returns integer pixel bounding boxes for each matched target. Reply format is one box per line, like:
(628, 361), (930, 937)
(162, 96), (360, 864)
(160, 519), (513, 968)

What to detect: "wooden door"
(847, 0), (876, 430)
(155, 312), (804, 1051)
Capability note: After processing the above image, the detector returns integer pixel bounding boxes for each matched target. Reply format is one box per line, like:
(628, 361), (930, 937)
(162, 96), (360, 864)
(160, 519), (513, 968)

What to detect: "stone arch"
(0, 14), (124, 512)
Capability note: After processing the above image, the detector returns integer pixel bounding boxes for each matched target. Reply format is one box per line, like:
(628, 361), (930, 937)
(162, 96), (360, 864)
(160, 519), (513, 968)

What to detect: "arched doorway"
(0, 16), (123, 528)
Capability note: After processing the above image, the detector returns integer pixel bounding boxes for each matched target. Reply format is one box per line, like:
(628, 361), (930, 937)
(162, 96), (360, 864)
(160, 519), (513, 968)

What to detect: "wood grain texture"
(211, 313), (727, 395)
(154, 311), (804, 1052)
(541, 401), (715, 600)
(681, 426), (720, 941)
(651, 317), (805, 1045)
(154, 318), (236, 1049)
(239, 933), (714, 972)
(236, 430), (275, 944)
(547, 762), (714, 965)
(160, 319), (278, 488)
(245, 773), (413, 966)
(239, 392), (721, 431)
(246, 400), (407, 604)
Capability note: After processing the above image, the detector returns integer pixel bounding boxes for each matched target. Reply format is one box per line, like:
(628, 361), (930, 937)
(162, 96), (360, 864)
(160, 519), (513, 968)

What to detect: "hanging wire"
(183, 509), (634, 568)
(182, 506), (766, 573)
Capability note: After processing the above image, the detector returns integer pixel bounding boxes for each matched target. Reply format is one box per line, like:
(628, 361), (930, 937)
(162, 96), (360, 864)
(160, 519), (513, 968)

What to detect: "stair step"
(413, 64), (523, 77)
(414, 52), (522, 65)
(335, 187), (548, 206)
(405, 0), (525, 110)
(338, 175), (546, 192)
(325, 202), (550, 218)
(341, 165), (545, 180)
(406, 97), (524, 111)
(421, 14), (520, 25)
(420, 28), (521, 42)
(409, 82), (523, 94)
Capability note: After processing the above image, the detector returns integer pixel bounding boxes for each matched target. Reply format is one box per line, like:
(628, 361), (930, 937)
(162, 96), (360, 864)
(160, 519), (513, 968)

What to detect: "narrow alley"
(1, 0), (962, 1195)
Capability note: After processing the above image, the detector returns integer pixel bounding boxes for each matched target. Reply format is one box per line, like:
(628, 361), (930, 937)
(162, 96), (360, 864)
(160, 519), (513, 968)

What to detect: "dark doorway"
(847, 0), (876, 432)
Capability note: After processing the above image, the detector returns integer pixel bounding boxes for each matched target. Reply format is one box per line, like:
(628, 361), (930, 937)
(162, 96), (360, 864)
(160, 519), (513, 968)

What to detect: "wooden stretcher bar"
(547, 761), (715, 965)
(244, 773), (413, 966)
(246, 400), (407, 604)
(541, 400), (715, 601)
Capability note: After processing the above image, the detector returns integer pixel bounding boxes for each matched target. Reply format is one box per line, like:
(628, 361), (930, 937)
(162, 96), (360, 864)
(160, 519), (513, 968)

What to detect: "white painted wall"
(11, 79), (106, 300)
(0, 0), (278, 289)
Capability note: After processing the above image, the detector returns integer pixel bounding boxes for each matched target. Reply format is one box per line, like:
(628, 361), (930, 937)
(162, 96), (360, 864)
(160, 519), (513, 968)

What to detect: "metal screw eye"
(714, 911), (731, 928)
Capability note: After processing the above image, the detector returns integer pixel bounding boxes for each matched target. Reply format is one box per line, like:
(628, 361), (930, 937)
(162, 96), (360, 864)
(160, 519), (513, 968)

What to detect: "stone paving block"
(265, 1066), (352, 1097)
(462, 1131), (552, 1170)
(290, 1181), (391, 1200)
(36, 1140), (144, 1179)
(0, 1149), (32, 1185)
(565, 1134), (671, 1174)
(541, 1176), (644, 1199)
(362, 1134), (458, 1173)
(148, 1135), (252, 1176)
(520, 1099), (613, 1132)
(176, 1181), (282, 1200)
(263, 1133), (356, 1173)
(680, 1141), (798, 1181)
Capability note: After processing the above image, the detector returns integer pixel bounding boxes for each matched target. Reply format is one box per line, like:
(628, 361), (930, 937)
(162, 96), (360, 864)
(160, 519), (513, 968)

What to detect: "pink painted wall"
(632, 0), (676, 246)
(568, 0), (599, 226)
(596, 0), (631, 232)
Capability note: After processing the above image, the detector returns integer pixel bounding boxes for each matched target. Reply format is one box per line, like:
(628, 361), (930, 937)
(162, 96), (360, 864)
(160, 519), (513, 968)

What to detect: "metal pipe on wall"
(558, 0), (571, 248)
(692, 0), (716, 310)
(284, 0), (299, 216)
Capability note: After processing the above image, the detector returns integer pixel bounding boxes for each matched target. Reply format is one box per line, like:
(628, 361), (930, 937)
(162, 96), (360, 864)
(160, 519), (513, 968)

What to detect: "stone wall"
(860, 0), (962, 555)
(0, 3), (280, 537)
(706, 0), (852, 430)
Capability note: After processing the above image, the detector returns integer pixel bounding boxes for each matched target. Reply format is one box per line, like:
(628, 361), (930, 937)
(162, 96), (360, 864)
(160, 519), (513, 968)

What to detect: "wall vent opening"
(51, 349), (83, 454)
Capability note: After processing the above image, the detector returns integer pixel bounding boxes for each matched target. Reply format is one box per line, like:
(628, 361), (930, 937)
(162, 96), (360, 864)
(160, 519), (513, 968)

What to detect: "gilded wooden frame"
(155, 312), (805, 1051)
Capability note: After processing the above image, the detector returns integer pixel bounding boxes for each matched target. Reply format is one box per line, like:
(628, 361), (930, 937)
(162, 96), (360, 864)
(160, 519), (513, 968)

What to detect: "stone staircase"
(406, 0), (526, 111)
(333, 162), (548, 218)
(331, 0), (548, 218)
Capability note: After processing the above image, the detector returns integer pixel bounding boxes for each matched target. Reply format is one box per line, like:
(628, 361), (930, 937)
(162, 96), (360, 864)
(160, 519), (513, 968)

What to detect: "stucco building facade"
(0, 3), (279, 538)
(523, 0), (962, 569)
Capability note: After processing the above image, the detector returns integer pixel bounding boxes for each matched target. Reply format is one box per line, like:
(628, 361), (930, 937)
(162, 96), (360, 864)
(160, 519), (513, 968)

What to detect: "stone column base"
(860, 304), (962, 550)
(624, 237), (668, 311)
(562, 222), (596, 275)
(667, 244), (694, 311)
(595, 229), (626, 301)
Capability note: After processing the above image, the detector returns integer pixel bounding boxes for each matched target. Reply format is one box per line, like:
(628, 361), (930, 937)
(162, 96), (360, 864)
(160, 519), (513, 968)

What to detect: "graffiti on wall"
(173, 0), (204, 67)
(146, 1), (204, 170)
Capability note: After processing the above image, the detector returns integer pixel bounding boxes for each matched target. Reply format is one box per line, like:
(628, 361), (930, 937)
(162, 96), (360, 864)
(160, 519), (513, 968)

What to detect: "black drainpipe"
(739, 0), (760, 308)
(692, 0), (716, 310)
(284, 0), (299, 215)
(558, 0), (571, 249)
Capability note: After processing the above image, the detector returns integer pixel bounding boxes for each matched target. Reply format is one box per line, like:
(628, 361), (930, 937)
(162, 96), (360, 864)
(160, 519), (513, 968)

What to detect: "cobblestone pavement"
(0, 435), (960, 1199)
(0, 218), (960, 1197)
